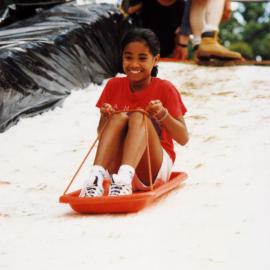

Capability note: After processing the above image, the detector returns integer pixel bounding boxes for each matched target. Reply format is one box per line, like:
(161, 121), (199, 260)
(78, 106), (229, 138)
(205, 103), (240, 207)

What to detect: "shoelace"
(85, 184), (103, 197)
(83, 176), (103, 197)
(109, 183), (132, 196)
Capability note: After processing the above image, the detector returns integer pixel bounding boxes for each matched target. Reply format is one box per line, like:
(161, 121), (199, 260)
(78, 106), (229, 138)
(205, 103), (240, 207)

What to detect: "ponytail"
(151, 65), (158, 77)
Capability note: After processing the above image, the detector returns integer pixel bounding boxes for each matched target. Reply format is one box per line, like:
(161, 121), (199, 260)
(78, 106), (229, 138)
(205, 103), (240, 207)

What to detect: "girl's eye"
(139, 57), (147, 61)
(123, 54), (148, 61)
(124, 56), (132, 60)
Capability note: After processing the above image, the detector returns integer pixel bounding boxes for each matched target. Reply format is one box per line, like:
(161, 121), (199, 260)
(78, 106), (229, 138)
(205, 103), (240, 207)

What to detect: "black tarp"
(0, 1), (69, 27)
(0, 2), (129, 132)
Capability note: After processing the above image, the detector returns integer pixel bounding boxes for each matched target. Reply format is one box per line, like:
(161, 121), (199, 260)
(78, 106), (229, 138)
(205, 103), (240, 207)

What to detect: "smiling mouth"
(129, 70), (141, 74)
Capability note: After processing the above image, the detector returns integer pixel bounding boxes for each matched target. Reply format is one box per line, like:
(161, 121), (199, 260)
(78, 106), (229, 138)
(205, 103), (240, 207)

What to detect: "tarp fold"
(0, 3), (128, 132)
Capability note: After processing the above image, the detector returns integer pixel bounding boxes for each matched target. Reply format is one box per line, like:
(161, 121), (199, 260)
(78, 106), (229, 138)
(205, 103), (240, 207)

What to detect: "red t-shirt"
(96, 76), (187, 162)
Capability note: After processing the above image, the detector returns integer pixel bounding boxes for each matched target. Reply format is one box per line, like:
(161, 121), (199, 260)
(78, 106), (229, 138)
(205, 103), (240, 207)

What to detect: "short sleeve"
(162, 81), (187, 118)
(96, 79), (114, 108)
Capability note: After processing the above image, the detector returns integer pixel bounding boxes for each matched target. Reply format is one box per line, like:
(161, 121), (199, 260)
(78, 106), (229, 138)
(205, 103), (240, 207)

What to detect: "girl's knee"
(110, 112), (129, 126)
(108, 113), (128, 130)
(128, 111), (145, 126)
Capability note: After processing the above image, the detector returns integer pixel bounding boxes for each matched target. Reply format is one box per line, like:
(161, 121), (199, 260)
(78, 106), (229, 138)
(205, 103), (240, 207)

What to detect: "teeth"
(130, 70), (140, 74)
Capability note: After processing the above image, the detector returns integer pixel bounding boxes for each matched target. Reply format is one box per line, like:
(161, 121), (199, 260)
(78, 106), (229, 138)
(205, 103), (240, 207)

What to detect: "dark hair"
(120, 28), (160, 77)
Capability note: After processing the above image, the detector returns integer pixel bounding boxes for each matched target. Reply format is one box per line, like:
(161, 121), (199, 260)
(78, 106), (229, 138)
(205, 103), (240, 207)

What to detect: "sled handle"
(62, 109), (154, 194)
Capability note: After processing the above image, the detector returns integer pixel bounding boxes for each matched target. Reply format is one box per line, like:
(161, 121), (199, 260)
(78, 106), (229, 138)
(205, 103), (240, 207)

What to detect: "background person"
(126, 0), (191, 59)
(190, 0), (242, 61)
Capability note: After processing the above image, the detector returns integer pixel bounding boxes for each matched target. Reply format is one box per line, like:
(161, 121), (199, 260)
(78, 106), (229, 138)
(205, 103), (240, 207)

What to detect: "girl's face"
(122, 41), (159, 90)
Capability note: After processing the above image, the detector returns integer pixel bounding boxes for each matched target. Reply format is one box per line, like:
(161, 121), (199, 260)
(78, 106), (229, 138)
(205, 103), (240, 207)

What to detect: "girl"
(80, 28), (189, 197)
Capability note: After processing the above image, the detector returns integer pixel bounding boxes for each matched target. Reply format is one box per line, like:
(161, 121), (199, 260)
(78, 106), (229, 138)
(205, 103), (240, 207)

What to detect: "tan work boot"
(197, 31), (242, 61)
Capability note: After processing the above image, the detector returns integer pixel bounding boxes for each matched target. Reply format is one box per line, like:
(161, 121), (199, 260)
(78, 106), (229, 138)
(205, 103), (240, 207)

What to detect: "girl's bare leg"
(121, 112), (163, 186)
(80, 113), (129, 197)
(94, 113), (128, 173)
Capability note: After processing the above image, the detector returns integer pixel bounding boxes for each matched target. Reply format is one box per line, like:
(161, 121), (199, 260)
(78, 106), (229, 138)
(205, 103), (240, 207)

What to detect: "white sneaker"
(108, 174), (132, 196)
(79, 176), (104, 197)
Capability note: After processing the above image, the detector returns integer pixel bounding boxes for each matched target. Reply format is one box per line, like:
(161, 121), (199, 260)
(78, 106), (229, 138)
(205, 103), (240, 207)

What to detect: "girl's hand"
(100, 103), (115, 117)
(146, 100), (167, 120)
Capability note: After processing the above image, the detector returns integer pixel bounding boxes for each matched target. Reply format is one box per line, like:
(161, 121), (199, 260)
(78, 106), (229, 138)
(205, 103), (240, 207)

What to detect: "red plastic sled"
(59, 112), (187, 214)
(59, 171), (187, 214)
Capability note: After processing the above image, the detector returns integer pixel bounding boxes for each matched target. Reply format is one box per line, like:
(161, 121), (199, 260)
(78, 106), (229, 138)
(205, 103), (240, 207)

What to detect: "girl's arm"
(97, 103), (115, 135)
(146, 100), (189, 145)
(159, 114), (189, 145)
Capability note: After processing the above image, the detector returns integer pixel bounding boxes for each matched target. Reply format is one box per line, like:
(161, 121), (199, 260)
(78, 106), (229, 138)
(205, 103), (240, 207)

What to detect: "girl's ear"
(154, 54), (160, 66)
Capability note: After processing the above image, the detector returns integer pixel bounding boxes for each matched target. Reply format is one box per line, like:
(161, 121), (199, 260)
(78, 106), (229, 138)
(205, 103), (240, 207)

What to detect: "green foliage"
(228, 42), (253, 59)
(242, 3), (265, 22)
(220, 3), (270, 60)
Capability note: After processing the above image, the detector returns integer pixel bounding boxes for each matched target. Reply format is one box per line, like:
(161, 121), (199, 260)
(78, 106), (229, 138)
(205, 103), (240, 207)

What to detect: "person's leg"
(181, 0), (192, 36)
(204, 0), (225, 32)
(197, 0), (242, 60)
(82, 111), (164, 196)
(108, 111), (164, 196)
(80, 113), (128, 197)
(94, 113), (128, 172)
(120, 111), (163, 187)
(190, 0), (207, 48)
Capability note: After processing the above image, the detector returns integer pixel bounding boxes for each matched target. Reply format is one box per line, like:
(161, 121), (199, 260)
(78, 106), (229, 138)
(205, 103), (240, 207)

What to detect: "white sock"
(192, 35), (201, 47)
(203, 24), (219, 33)
(115, 164), (135, 185)
(89, 165), (106, 186)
